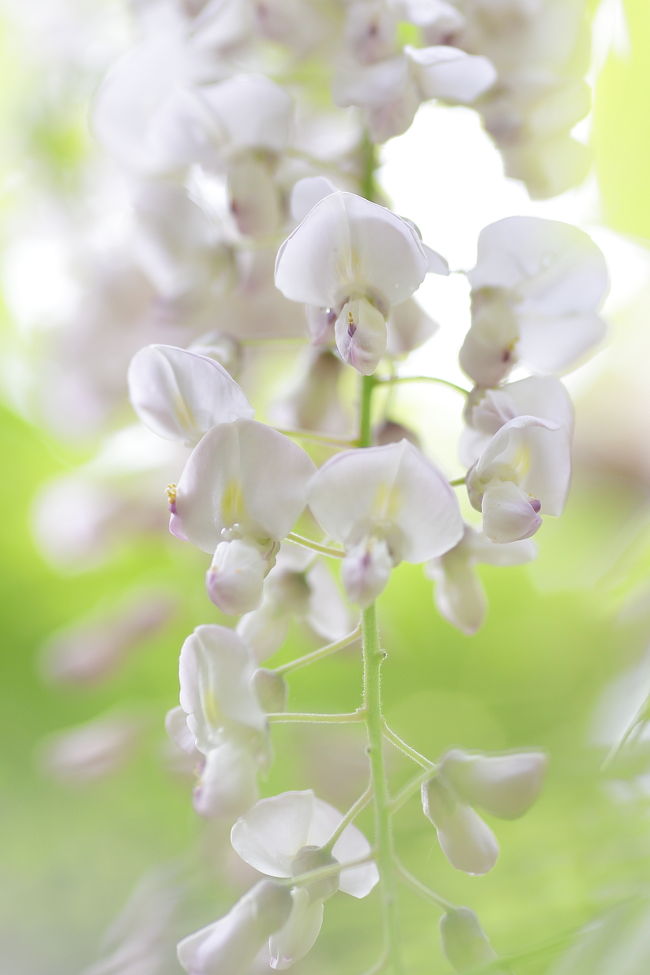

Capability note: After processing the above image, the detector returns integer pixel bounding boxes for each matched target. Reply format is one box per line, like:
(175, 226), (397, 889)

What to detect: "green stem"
(288, 851), (375, 889)
(363, 601), (404, 975)
(267, 710), (366, 724)
(383, 722), (436, 769)
(396, 861), (454, 911)
(275, 625), (362, 676)
(286, 532), (345, 559)
(323, 784), (373, 852)
(376, 375), (470, 397)
(389, 766), (437, 815)
(449, 476), (466, 488)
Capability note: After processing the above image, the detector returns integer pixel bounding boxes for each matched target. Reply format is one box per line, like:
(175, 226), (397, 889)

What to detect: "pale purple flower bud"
(206, 538), (276, 616)
(481, 482), (543, 542)
(421, 777), (499, 875)
(334, 297), (387, 375)
(440, 907), (503, 973)
(440, 748), (547, 819)
(342, 537), (394, 607)
(177, 880), (293, 975)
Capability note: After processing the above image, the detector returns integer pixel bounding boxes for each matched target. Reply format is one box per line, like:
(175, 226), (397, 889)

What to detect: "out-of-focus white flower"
(275, 185), (447, 373)
(177, 880), (293, 975)
(272, 347), (351, 437)
(128, 344), (253, 446)
(38, 713), (142, 784)
(178, 624), (269, 817)
(308, 440), (463, 605)
(333, 44), (496, 143)
(460, 375), (573, 466)
(440, 907), (505, 974)
(460, 216), (608, 386)
(39, 588), (177, 685)
(237, 542), (350, 661)
(421, 748), (546, 874)
(344, 1), (399, 64)
(171, 420), (315, 614)
(466, 415), (571, 543)
(231, 790), (378, 969)
(427, 526), (536, 634)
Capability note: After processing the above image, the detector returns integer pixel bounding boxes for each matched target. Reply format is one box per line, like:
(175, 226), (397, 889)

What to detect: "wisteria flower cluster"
(25, 1), (611, 973)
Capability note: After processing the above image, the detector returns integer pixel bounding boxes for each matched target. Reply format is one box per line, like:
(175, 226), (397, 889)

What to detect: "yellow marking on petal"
(372, 482), (400, 522)
(221, 479), (245, 527)
(202, 688), (221, 729)
(513, 446), (531, 480)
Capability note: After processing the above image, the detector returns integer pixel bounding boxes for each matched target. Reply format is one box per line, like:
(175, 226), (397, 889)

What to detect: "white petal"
(466, 377), (573, 443)
(177, 880), (293, 975)
(468, 217), (609, 313)
(206, 539), (271, 616)
(481, 482), (543, 543)
(407, 45), (496, 103)
(231, 791), (316, 877)
(428, 549), (487, 635)
(198, 74), (292, 153)
(308, 441), (463, 563)
(305, 562), (352, 642)
(440, 749), (547, 820)
(128, 345), (253, 446)
(237, 603), (291, 662)
(227, 156), (283, 238)
(275, 191), (429, 311)
(467, 530), (537, 568)
(421, 779), (499, 875)
(517, 311), (606, 373)
(386, 298), (438, 357)
(334, 297), (387, 375)
(173, 420), (315, 553)
(193, 741), (259, 819)
(331, 819), (379, 899)
(178, 624), (266, 752)
(334, 57), (420, 142)
(165, 706), (197, 756)
(269, 889), (324, 970)
(290, 177), (337, 222)
(342, 537), (395, 606)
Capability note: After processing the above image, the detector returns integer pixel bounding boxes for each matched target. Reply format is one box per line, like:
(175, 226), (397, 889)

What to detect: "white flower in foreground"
(334, 45), (495, 143)
(177, 880), (293, 975)
(308, 441), (463, 605)
(171, 420), (315, 614)
(275, 185), (447, 374)
(460, 216), (608, 386)
(427, 526), (536, 634)
(422, 749), (546, 874)
(128, 344), (253, 447)
(460, 374), (573, 466)
(441, 907), (505, 974)
(466, 416), (571, 543)
(237, 543), (350, 661)
(231, 791), (378, 969)
(177, 624), (269, 817)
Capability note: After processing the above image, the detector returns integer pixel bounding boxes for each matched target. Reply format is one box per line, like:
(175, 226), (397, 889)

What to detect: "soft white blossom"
(308, 440), (463, 605)
(440, 907), (504, 974)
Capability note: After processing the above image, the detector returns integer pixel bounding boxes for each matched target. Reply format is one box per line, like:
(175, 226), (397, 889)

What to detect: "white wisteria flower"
(170, 420), (315, 614)
(440, 906), (506, 974)
(460, 216), (608, 386)
(334, 44), (496, 143)
(308, 440), (463, 605)
(466, 415), (572, 543)
(275, 184), (448, 374)
(422, 749), (547, 874)
(230, 790), (379, 969)
(426, 525), (536, 635)
(128, 344), (253, 447)
(176, 624), (269, 817)
(177, 879), (293, 975)
(460, 374), (573, 466)
(237, 542), (350, 661)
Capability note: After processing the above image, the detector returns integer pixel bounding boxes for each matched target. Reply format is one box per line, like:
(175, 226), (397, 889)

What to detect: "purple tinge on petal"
(530, 497), (542, 513)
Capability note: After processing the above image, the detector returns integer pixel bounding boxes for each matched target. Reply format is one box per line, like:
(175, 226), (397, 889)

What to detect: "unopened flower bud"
(440, 749), (547, 820)
(342, 537), (394, 606)
(421, 777), (498, 875)
(335, 297), (387, 375)
(253, 668), (288, 713)
(206, 539), (274, 615)
(480, 482), (543, 543)
(440, 907), (501, 973)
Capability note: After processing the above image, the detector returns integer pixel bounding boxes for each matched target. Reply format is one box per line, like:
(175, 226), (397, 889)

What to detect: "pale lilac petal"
(481, 482), (543, 543)
(193, 741), (259, 819)
(407, 45), (496, 103)
(334, 297), (387, 375)
(269, 889), (324, 971)
(231, 791), (316, 877)
(342, 537), (394, 606)
(206, 539), (270, 616)
(128, 345), (253, 446)
(174, 420), (315, 553)
(440, 749), (547, 820)
(308, 441), (463, 563)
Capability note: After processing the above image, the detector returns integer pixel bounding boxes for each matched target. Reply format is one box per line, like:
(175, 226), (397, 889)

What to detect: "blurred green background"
(2, 1), (650, 974)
